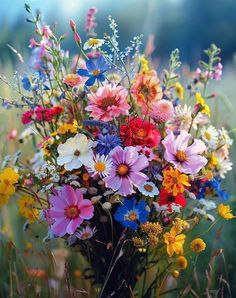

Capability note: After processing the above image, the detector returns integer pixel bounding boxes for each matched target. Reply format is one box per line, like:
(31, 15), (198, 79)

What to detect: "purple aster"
(104, 146), (149, 196)
(162, 129), (207, 175)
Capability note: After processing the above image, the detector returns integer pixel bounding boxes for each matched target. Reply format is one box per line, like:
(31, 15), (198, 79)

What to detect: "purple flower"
(104, 146), (149, 196)
(162, 129), (207, 175)
(48, 185), (94, 236)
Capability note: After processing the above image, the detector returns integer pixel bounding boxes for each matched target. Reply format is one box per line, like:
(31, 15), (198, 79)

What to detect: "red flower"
(52, 106), (64, 115)
(120, 117), (161, 148)
(21, 110), (34, 125)
(159, 188), (186, 211)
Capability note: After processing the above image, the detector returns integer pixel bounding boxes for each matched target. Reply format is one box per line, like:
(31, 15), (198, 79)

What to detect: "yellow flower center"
(92, 69), (100, 76)
(144, 184), (153, 192)
(3, 179), (10, 185)
(117, 164), (129, 176)
(204, 131), (211, 140)
(176, 150), (187, 162)
(167, 235), (176, 244)
(136, 128), (147, 138)
(94, 162), (106, 173)
(127, 211), (138, 221)
(88, 39), (99, 46)
(81, 232), (90, 239)
(64, 205), (79, 219)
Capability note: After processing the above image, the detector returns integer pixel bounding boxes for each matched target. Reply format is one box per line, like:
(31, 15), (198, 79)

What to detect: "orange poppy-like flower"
(162, 167), (190, 196)
(131, 70), (162, 113)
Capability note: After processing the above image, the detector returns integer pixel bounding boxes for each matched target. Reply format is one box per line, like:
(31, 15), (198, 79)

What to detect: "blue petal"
(78, 69), (90, 77)
(97, 74), (106, 82)
(85, 76), (96, 86)
(96, 56), (109, 71)
(86, 59), (96, 72)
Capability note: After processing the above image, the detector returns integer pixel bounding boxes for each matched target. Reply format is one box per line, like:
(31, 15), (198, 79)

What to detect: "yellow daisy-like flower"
(217, 203), (235, 220)
(18, 196), (39, 224)
(164, 228), (186, 257)
(195, 92), (211, 116)
(175, 82), (184, 100)
(176, 256), (188, 269)
(207, 152), (218, 169)
(190, 238), (206, 253)
(163, 167), (190, 196)
(57, 121), (78, 135)
(0, 168), (19, 207)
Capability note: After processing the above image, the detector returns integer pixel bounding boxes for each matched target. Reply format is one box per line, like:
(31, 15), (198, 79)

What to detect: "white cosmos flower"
(138, 182), (159, 198)
(57, 133), (94, 171)
(86, 154), (113, 178)
(83, 38), (104, 50)
(215, 156), (233, 179)
(201, 125), (218, 149)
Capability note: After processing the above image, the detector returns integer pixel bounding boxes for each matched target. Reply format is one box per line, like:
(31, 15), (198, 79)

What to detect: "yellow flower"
(140, 222), (163, 236)
(175, 82), (184, 100)
(57, 120), (78, 135)
(172, 218), (190, 234)
(164, 228), (186, 257)
(190, 238), (206, 253)
(176, 256), (188, 269)
(207, 153), (218, 169)
(139, 55), (149, 74)
(18, 196), (39, 224)
(0, 168), (19, 207)
(217, 203), (235, 220)
(163, 167), (190, 196)
(195, 92), (210, 116)
(132, 236), (145, 248)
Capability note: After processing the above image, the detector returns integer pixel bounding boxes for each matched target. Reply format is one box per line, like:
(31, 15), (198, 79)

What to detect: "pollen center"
(64, 205), (79, 219)
(88, 39), (99, 46)
(176, 150), (187, 162)
(101, 97), (117, 109)
(136, 128), (147, 138)
(94, 162), (106, 172)
(144, 184), (153, 192)
(117, 164), (129, 176)
(204, 131), (211, 140)
(127, 211), (138, 221)
(74, 150), (81, 156)
(92, 69), (100, 76)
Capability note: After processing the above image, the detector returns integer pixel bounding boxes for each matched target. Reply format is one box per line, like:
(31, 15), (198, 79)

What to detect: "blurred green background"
(0, 0), (236, 296)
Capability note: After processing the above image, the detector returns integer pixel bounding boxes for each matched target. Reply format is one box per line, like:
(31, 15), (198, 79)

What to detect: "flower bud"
(74, 32), (81, 43)
(70, 19), (76, 31)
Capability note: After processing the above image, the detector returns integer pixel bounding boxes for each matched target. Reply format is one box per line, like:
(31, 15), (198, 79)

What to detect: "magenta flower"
(162, 129), (207, 175)
(104, 146), (149, 196)
(48, 185), (94, 236)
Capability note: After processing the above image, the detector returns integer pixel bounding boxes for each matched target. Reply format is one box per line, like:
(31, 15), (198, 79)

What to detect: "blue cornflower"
(197, 177), (230, 201)
(21, 75), (32, 91)
(114, 198), (149, 231)
(77, 56), (109, 86)
(95, 133), (121, 155)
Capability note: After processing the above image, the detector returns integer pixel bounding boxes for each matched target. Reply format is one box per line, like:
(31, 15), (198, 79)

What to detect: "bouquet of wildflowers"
(0, 5), (235, 297)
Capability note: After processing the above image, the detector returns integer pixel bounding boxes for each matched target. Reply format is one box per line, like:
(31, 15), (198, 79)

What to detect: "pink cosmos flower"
(150, 99), (174, 122)
(48, 185), (94, 236)
(86, 84), (130, 121)
(162, 129), (207, 175)
(104, 146), (149, 196)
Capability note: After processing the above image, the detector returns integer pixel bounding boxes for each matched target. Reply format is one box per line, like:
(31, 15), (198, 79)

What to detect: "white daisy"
(83, 38), (104, 50)
(201, 125), (218, 149)
(172, 104), (195, 130)
(138, 182), (159, 197)
(198, 199), (216, 210)
(218, 127), (233, 146)
(86, 154), (113, 178)
(57, 133), (94, 171)
(215, 156), (233, 178)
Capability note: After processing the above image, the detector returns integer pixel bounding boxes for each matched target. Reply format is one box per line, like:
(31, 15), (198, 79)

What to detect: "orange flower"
(163, 167), (190, 196)
(26, 268), (47, 278)
(131, 70), (162, 112)
(164, 228), (186, 256)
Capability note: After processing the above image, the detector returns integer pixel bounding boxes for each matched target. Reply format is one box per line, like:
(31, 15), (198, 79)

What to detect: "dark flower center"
(64, 205), (80, 219)
(101, 97), (117, 110)
(74, 150), (81, 156)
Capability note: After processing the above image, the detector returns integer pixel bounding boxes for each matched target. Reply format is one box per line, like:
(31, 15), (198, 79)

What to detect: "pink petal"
(185, 139), (206, 155)
(104, 174), (122, 191)
(75, 189), (83, 203)
(183, 154), (207, 174)
(132, 155), (149, 171)
(174, 130), (190, 151)
(123, 146), (138, 165)
(119, 177), (134, 196)
(49, 195), (67, 209)
(61, 185), (77, 205)
(66, 217), (83, 235)
(51, 218), (70, 237)
(129, 171), (148, 186)
(79, 200), (94, 219)
(48, 209), (65, 218)
(110, 146), (123, 165)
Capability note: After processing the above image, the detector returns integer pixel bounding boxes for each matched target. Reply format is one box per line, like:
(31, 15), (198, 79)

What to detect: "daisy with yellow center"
(195, 92), (211, 116)
(86, 154), (113, 178)
(84, 38), (104, 50)
(217, 203), (235, 220)
(163, 228), (186, 256)
(163, 167), (190, 196)
(0, 167), (19, 207)
(190, 238), (206, 253)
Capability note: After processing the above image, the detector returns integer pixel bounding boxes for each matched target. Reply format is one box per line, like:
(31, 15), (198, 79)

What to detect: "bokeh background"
(0, 0), (236, 296)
